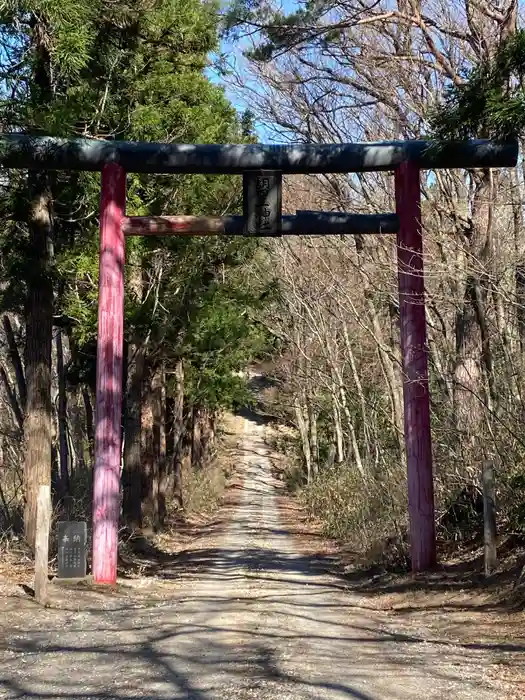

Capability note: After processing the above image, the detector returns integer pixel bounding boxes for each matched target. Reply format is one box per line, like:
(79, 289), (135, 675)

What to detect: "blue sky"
(206, 0), (300, 142)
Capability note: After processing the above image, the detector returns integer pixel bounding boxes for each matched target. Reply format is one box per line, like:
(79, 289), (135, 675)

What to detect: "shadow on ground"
(336, 534), (525, 614)
(2, 399), (523, 700)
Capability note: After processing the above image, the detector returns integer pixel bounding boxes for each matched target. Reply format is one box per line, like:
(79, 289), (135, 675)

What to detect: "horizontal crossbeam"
(0, 135), (517, 174)
(122, 211), (400, 236)
(123, 216), (227, 235)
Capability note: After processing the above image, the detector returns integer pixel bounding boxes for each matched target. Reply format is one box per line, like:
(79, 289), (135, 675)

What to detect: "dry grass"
(0, 412), (246, 592)
(260, 414), (525, 700)
(272, 454), (525, 700)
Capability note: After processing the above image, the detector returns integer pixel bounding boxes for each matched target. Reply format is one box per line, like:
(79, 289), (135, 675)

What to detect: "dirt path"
(0, 416), (510, 699)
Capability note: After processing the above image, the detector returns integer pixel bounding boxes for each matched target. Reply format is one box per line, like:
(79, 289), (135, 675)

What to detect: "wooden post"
(92, 163), (126, 584)
(395, 161), (437, 572)
(34, 483), (51, 604)
(482, 460), (498, 576)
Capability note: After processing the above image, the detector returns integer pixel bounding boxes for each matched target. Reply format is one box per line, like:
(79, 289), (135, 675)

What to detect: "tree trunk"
(0, 438), (10, 526)
(34, 483), (51, 605)
(0, 364), (24, 431)
(3, 315), (27, 409)
(122, 342), (145, 528)
(172, 359), (184, 508)
(56, 329), (70, 500)
(294, 394), (312, 483)
(454, 170), (492, 461)
(82, 387), (95, 466)
(200, 408), (216, 466)
(511, 167), (525, 352)
(191, 405), (203, 468)
(140, 363), (158, 528)
(69, 388), (86, 472)
(516, 264), (525, 352)
(152, 366), (167, 527)
(365, 294), (405, 456)
(122, 253), (145, 528)
(342, 321), (369, 459)
(166, 395), (175, 473)
(332, 398), (344, 464)
(308, 399), (319, 478)
(332, 364), (365, 477)
(326, 442), (336, 469)
(24, 170), (54, 552)
(482, 460), (498, 576)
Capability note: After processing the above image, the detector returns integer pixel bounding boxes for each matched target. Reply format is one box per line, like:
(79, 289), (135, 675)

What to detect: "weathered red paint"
(122, 215), (225, 236)
(395, 160), (437, 573)
(92, 163), (126, 584)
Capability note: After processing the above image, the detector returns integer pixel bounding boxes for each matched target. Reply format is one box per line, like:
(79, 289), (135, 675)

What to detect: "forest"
(226, 0), (525, 571)
(1, 0), (525, 584)
(0, 1), (271, 560)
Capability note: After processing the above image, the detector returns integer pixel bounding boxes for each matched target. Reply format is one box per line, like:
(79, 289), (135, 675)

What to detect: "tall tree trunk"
(0, 364), (24, 431)
(24, 170), (54, 551)
(56, 329), (70, 499)
(140, 363), (157, 528)
(3, 315), (27, 409)
(66, 328), (92, 469)
(82, 387), (95, 466)
(191, 405), (203, 468)
(200, 408), (216, 466)
(308, 399), (319, 478)
(152, 366), (167, 527)
(342, 321), (370, 459)
(332, 397), (344, 464)
(331, 364), (365, 477)
(166, 395), (175, 473)
(122, 342), (145, 528)
(0, 438), (10, 526)
(172, 359), (184, 508)
(294, 394), (312, 483)
(122, 255), (145, 528)
(179, 424), (193, 501)
(365, 295), (405, 456)
(68, 388), (85, 472)
(511, 166), (525, 353)
(454, 170), (492, 460)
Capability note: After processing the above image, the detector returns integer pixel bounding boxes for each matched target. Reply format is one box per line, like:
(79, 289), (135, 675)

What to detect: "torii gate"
(0, 135), (517, 584)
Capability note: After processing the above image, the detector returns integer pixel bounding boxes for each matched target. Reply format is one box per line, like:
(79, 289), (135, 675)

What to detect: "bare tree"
(234, 0), (525, 551)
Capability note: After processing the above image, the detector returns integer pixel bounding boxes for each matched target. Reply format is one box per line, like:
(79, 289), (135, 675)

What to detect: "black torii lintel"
(223, 212), (400, 235)
(0, 135), (518, 174)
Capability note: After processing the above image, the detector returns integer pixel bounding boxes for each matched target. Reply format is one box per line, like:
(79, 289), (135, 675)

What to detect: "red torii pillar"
(395, 161), (436, 572)
(92, 163), (126, 584)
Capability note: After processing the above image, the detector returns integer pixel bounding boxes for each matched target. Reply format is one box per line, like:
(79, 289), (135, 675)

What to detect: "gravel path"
(0, 415), (503, 699)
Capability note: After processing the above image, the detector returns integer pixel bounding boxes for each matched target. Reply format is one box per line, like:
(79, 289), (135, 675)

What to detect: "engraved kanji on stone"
(57, 522), (87, 579)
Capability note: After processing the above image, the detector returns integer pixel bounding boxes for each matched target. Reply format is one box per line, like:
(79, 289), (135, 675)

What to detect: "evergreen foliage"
(224, 0), (340, 61)
(0, 0), (274, 531)
(0, 0), (269, 409)
(430, 30), (525, 140)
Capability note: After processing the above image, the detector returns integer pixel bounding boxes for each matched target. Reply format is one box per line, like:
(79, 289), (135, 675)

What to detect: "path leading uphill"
(0, 415), (509, 699)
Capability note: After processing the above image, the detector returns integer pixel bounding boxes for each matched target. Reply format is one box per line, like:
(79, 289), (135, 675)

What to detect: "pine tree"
(0, 0), (101, 550)
(0, 0), (271, 540)
(429, 30), (525, 141)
